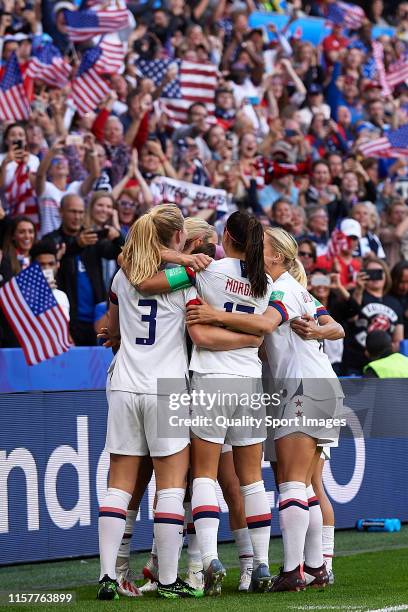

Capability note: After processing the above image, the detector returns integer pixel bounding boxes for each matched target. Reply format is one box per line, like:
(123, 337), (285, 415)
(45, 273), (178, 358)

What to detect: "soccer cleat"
(116, 567), (142, 597)
(185, 568), (204, 591)
(157, 577), (204, 599)
(238, 566), (252, 592)
(269, 565), (306, 593)
(327, 569), (335, 585)
(303, 563), (329, 589)
(248, 563), (272, 592)
(97, 575), (120, 600)
(139, 579), (158, 593)
(142, 554), (159, 582)
(203, 559), (226, 596)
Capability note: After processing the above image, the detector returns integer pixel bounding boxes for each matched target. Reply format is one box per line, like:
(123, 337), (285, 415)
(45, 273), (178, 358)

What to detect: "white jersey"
(110, 269), (196, 394)
(189, 258), (272, 377)
(264, 271), (344, 400)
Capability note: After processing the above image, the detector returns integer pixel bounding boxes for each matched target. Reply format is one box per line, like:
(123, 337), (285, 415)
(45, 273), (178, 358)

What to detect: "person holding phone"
(0, 123), (40, 224)
(341, 257), (404, 375)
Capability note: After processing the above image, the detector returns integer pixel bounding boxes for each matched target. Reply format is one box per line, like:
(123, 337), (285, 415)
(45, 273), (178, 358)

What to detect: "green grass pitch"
(1, 527), (407, 611)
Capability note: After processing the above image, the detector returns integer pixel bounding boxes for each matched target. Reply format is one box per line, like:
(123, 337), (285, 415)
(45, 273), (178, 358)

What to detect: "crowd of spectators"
(0, 0), (407, 375)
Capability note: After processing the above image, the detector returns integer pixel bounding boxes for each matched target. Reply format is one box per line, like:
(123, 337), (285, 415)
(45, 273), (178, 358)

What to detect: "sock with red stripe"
(99, 487), (132, 580)
(304, 485), (323, 568)
(322, 525), (334, 571)
(116, 510), (137, 570)
(279, 481), (309, 572)
(185, 501), (202, 572)
(232, 527), (254, 573)
(154, 488), (185, 585)
(240, 481), (271, 568)
(192, 477), (220, 571)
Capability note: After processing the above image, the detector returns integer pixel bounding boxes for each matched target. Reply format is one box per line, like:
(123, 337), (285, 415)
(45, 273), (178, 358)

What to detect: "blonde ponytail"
(265, 227), (307, 287)
(121, 205), (184, 285)
(289, 258), (307, 288)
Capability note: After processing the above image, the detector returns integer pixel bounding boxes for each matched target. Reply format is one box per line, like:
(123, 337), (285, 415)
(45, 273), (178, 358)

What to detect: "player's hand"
(290, 314), (322, 340)
(186, 300), (221, 325)
(179, 253), (212, 271)
(97, 327), (121, 351)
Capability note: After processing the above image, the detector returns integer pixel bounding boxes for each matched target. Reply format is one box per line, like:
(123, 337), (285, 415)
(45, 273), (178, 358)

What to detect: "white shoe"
(327, 569), (335, 585)
(185, 568), (204, 591)
(139, 555), (159, 592)
(238, 566), (253, 592)
(139, 579), (158, 593)
(116, 567), (142, 597)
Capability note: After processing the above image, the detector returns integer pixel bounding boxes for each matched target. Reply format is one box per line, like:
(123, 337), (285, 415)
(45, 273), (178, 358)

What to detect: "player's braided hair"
(121, 204), (184, 285)
(265, 227), (307, 288)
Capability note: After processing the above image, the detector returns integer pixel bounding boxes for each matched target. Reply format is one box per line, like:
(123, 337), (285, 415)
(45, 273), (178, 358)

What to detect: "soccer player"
(186, 227), (344, 592)
(97, 205), (260, 600)
(139, 212), (273, 595)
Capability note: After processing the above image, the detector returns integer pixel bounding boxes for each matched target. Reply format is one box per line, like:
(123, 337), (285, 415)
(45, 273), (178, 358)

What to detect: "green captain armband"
(165, 266), (195, 291)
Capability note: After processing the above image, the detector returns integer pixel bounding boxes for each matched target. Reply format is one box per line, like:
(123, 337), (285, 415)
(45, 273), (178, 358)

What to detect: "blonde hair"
(265, 227), (308, 288)
(184, 217), (216, 250)
(121, 205), (184, 285)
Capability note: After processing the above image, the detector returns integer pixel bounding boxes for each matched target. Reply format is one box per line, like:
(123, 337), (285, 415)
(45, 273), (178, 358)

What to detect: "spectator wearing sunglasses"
(297, 238), (317, 282)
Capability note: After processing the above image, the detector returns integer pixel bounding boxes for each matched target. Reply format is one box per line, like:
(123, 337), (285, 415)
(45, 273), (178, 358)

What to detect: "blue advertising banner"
(0, 354), (407, 565)
(248, 12), (396, 46)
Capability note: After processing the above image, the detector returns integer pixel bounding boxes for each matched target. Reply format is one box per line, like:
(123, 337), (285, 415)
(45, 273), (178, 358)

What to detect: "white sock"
(99, 488), (132, 580)
(322, 525), (335, 571)
(240, 481), (271, 568)
(185, 501), (202, 572)
(151, 535), (157, 558)
(154, 488), (185, 586)
(192, 477), (219, 570)
(304, 485), (323, 568)
(116, 510), (137, 569)
(279, 481), (309, 572)
(232, 527), (254, 573)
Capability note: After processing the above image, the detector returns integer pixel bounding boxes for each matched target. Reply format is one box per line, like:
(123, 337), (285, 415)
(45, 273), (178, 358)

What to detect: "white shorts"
(190, 372), (266, 447)
(106, 390), (190, 458)
(221, 444), (232, 453)
(264, 440), (331, 462)
(264, 394), (342, 462)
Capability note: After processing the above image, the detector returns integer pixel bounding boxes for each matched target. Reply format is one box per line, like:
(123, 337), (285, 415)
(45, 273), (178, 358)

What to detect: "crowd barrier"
(0, 348), (407, 565)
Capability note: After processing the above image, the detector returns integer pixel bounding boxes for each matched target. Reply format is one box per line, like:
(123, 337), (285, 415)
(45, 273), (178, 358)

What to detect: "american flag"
(386, 59), (408, 89)
(5, 163), (39, 229)
(26, 42), (72, 89)
(94, 35), (125, 75)
(0, 263), (71, 365)
(358, 125), (408, 158)
(63, 7), (129, 42)
(326, 1), (365, 30)
(0, 52), (30, 121)
(372, 41), (392, 97)
(135, 58), (217, 125)
(71, 46), (110, 116)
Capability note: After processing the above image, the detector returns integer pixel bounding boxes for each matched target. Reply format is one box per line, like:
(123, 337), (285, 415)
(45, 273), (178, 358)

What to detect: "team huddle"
(97, 205), (345, 600)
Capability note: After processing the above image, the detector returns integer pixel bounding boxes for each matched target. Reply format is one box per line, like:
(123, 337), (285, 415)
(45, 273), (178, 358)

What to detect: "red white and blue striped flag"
(326, 1), (365, 30)
(0, 52), (30, 121)
(94, 35), (125, 75)
(386, 59), (408, 89)
(5, 163), (39, 230)
(135, 58), (217, 125)
(71, 46), (110, 115)
(358, 125), (408, 158)
(0, 263), (71, 365)
(63, 7), (129, 42)
(26, 42), (72, 88)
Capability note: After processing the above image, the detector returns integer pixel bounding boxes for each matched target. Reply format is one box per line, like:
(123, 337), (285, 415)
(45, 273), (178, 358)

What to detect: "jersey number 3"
(136, 299), (157, 345)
